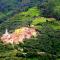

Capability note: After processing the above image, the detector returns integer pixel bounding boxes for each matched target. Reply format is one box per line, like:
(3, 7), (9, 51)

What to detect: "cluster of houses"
(1, 27), (37, 44)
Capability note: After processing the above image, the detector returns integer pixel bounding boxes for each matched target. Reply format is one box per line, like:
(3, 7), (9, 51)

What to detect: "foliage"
(0, 0), (60, 60)
(37, 0), (60, 19)
(21, 7), (40, 17)
(31, 17), (56, 25)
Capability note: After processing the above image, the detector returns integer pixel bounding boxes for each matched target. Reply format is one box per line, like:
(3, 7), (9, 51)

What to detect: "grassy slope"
(31, 17), (60, 30)
(0, 7), (40, 34)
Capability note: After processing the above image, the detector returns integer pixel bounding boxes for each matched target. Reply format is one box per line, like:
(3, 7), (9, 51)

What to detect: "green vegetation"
(0, 0), (60, 60)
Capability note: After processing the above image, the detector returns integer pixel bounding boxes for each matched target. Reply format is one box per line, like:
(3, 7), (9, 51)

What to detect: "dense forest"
(0, 0), (60, 60)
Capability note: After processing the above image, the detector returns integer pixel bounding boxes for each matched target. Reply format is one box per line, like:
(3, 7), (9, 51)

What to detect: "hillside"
(0, 0), (60, 60)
